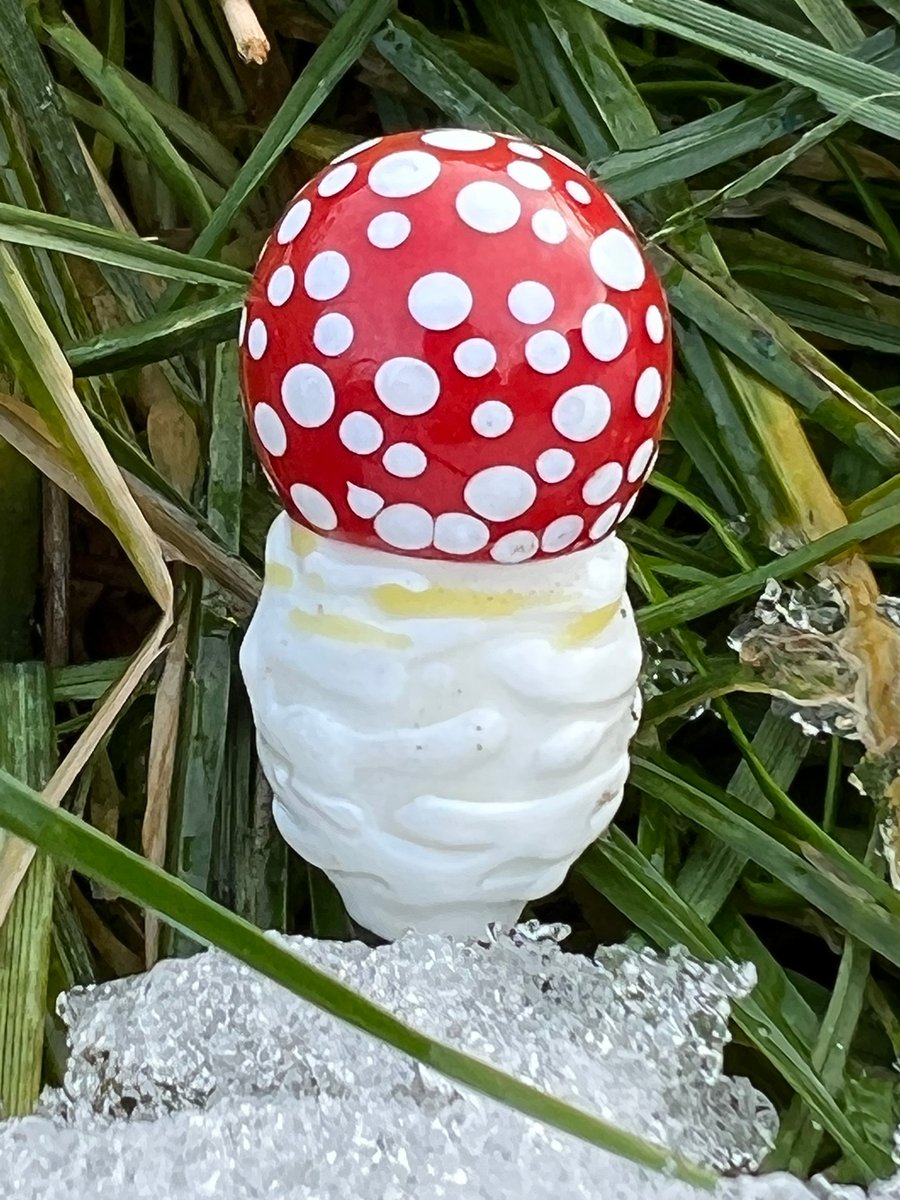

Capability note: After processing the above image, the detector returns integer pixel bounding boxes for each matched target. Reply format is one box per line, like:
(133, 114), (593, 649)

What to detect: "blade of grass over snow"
(0, 772), (717, 1191)
(578, 832), (892, 1179)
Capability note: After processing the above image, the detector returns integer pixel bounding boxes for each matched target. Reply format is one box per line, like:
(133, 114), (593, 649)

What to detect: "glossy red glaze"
(239, 129), (671, 563)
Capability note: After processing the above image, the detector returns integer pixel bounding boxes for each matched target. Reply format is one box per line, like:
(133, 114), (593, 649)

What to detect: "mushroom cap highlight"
(239, 129), (671, 563)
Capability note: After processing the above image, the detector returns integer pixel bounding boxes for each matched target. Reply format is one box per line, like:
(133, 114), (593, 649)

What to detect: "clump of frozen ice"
(0, 925), (890, 1198)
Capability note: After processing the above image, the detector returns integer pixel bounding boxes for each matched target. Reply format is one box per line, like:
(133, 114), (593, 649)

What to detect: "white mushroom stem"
(240, 513), (643, 940)
(219, 0), (270, 64)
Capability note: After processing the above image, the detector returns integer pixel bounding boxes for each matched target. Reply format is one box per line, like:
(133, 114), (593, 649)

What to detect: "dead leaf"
(147, 391), (200, 499)
(143, 591), (192, 966)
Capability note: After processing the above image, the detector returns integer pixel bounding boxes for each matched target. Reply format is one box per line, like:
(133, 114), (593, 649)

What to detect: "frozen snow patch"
(0, 926), (888, 1198)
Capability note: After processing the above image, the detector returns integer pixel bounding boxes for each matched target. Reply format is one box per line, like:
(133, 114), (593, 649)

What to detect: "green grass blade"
(165, 577), (233, 958)
(0, 245), (171, 608)
(597, 31), (900, 200)
(579, 0), (900, 142)
(631, 755), (900, 967)
(86, 70), (241, 189)
(0, 0), (151, 319)
(0, 664), (55, 1116)
(579, 833), (889, 1178)
(535, 0), (657, 147)
(794, 0), (864, 51)
(162, 0), (396, 309)
(513, 0), (614, 160)
(51, 659), (130, 703)
(0, 769), (717, 1190)
(656, 249), (900, 468)
(771, 933), (871, 1172)
(652, 112), (850, 240)
(0, 202), (249, 286)
(648, 473), (754, 569)
(311, 0), (564, 148)
(640, 658), (764, 725)
(638, 499), (900, 633)
(45, 18), (211, 229)
(67, 291), (242, 376)
(674, 709), (810, 921)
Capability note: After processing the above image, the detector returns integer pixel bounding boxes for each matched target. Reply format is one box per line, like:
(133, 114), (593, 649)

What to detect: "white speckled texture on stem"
(240, 513), (642, 940)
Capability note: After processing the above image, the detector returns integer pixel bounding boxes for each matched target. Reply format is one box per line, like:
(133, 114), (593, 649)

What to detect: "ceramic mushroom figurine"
(238, 129), (670, 940)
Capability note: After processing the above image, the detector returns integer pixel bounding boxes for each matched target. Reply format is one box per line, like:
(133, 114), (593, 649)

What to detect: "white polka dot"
(313, 312), (354, 357)
(368, 151), (441, 198)
(248, 318), (267, 360)
(464, 466), (536, 521)
(508, 281), (554, 325)
(333, 136), (382, 164)
(536, 448), (574, 483)
(277, 197), (311, 244)
(421, 129), (495, 151)
(635, 367), (663, 417)
(541, 515), (584, 553)
(525, 330), (570, 374)
(531, 209), (567, 245)
(339, 411), (383, 455)
(304, 251), (350, 301)
(509, 140), (543, 159)
(375, 503), (434, 551)
(383, 442), (427, 478)
(238, 307), (247, 345)
(281, 364), (335, 429)
(471, 400), (513, 439)
(374, 357), (440, 416)
(566, 180), (591, 205)
(491, 531), (539, 563)
(590, 229), (646, 291)
(645, 305), (665, 344)
(253, 403), (286, 456)
(454, 338), (496, 378)
(581, 303), (628, 362)
(266, 264), (295, 307)
(627, 438), (655, 482)
(290, 484), (337, 532)
(433, 513), (490, 555)
(367, 211), (411, 249)
(619, 492), (639, 522)
(408, 272), (473, 331)
(582, 461), (623, 505)
(347, 482), (384, 518)
(552, 385), (611, 442)
(318, 161), (357, 197)
(455, 181), (521, 234)
(589, 503), (621, 541)
(647, 445), (660, 476)
(542, 145), (586, 174)
(507, 160), (552, 190)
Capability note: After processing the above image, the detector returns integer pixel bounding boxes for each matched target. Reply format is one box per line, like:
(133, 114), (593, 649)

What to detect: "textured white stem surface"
(240, 513), (642, 939)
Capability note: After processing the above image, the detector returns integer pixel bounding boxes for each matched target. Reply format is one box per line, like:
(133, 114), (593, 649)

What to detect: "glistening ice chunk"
(0, 926), (869, 1199)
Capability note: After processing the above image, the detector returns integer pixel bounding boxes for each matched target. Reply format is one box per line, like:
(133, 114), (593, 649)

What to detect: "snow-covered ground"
(0, 925), (895, 1198)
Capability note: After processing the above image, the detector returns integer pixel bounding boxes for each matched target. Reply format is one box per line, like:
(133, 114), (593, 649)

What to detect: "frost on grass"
(0, 925), (885, 1198)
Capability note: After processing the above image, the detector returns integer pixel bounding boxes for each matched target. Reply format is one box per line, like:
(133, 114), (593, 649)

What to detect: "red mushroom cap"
(239, 129), (671, 563)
